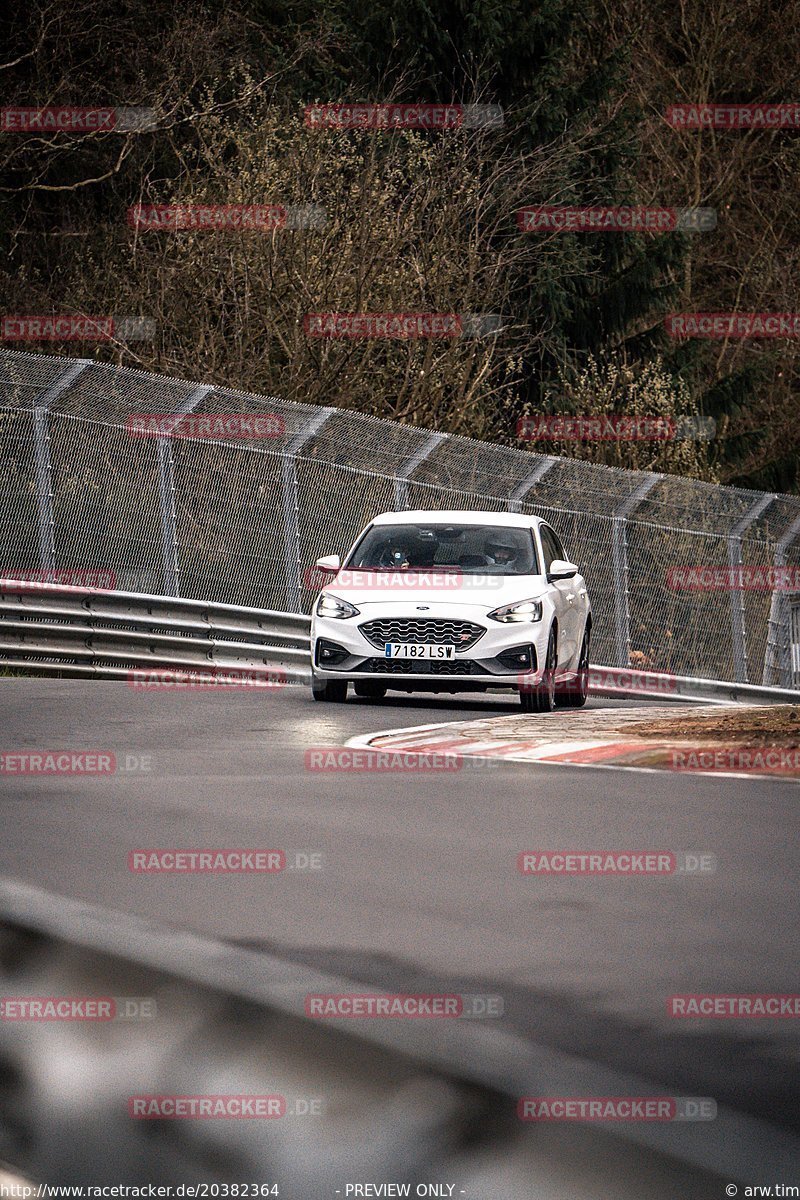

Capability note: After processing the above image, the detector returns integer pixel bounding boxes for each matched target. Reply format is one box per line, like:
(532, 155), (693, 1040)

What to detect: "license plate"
(384, 643), (456, 660)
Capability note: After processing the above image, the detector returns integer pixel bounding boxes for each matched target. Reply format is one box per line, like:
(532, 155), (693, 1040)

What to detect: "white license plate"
(385, 643), (456, 660)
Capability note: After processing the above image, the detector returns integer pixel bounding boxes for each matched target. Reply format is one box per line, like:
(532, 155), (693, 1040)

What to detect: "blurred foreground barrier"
(1, 878), (799, 1192)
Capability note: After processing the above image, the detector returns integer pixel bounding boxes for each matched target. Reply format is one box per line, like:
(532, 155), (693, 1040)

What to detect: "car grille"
(364, 657), (489, 676)
(358, 618), (485, 651)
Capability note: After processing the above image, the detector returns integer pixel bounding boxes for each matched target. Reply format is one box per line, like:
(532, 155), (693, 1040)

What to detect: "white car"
(310, 510), (591, 711)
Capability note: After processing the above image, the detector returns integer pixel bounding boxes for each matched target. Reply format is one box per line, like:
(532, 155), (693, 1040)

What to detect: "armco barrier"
(0, 579), (797, 704)
(0, 578), (311, 682)
(587, 664), (800, 705)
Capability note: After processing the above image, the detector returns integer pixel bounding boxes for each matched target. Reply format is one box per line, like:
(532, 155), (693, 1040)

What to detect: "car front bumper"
(310, 603), (553, 687)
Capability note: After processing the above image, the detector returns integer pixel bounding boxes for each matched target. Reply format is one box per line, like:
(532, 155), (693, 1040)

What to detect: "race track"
(0, 680), (797, 1141)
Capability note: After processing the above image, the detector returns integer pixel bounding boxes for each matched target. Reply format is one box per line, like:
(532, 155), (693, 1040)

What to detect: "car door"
(539, 524), (581, 665)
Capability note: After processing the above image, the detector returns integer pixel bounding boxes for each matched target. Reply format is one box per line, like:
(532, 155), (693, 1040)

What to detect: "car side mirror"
(315, 554), (341, 573)
(548, 558), (578, 581)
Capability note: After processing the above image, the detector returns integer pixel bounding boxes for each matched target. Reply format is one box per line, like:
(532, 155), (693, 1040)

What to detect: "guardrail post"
(786, 600), (800, 686)
(394, 433), (448, 509)
(612, 474), (661, 668)
(792, 601), (800, 689)
(33, 361), (92, 572)
(507, 456), (557, 513)
(762, 510), (800, 687)
(727, 494), (774, 683)
(283, 409), (335, 613)
(157, 385), (212, 596)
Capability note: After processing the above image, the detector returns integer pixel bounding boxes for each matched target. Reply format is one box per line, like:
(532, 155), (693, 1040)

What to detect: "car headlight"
(316, 593), (360, 619)
(487, 598), (543, 623)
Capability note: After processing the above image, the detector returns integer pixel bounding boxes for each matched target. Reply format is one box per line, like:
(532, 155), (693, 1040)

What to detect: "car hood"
(320, 572), (550, 610)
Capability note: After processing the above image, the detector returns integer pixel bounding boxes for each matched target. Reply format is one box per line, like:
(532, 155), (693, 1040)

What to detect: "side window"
(550, 527), (566, 561)
(540, 526), (567, 571)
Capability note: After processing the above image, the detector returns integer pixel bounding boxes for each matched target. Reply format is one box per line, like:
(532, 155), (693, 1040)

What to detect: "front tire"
(519, 627), (557, 713)
(556, 629), (589, 708)
(312, 677), (348, 702)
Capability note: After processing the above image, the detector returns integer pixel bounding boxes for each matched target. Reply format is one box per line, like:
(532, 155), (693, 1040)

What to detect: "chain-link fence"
(2, 348), (799, 688)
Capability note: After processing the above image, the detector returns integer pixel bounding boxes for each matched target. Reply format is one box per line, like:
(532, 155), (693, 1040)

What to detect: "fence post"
(283, 409), (335, 613)
(157, 384), (212, 596)
(33, 361), (92, 573)
(394, 433), (448, 510)
(507, 456), (558, 513)
(727, 493), (774, 683)
(763, 510), (800, 686)
(612, 474), (661, 668)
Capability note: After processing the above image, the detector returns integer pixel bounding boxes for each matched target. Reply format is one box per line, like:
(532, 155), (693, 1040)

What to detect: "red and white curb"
(347, 720), (642, 765)
(346, 719), (800, 782)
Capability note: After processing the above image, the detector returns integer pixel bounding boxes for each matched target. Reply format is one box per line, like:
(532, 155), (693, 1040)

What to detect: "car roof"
(370, 510), (546, 528)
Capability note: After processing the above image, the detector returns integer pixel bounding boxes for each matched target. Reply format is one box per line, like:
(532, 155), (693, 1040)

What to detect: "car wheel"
(311, 678), (348, 702)
(519, 628), (557, 713)
(354, 681), (387, 700)
(556, 629), (590, 708)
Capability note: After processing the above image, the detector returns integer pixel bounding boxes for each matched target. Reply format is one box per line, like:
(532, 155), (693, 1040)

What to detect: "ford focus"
(309, 510), (591, 711)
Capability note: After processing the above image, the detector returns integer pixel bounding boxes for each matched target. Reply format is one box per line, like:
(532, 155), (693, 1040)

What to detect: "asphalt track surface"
(0, 680), (797, 1143)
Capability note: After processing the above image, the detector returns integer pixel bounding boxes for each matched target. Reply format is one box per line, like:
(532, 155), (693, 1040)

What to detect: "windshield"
(346, 523), (540, 576)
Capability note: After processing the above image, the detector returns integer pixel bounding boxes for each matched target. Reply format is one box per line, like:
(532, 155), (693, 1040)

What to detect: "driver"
(484, 536), (518, 569)
(377, 539), (411, 569)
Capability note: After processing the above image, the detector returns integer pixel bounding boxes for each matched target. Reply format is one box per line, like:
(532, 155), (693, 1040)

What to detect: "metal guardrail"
(0, 579), (311, 683)
(1, 579), (798, 704)
(587, 664), (800, 706)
